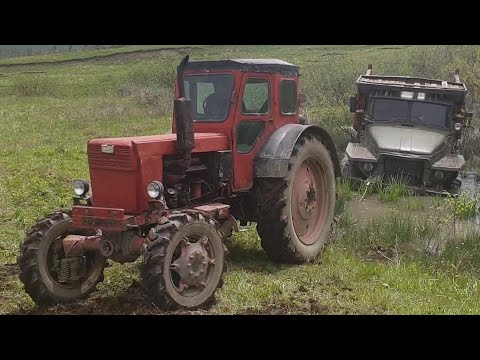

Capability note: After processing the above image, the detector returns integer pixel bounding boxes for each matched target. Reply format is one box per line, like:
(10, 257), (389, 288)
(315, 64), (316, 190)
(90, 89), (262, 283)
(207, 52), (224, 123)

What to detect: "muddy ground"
(1, 263), (331, 315)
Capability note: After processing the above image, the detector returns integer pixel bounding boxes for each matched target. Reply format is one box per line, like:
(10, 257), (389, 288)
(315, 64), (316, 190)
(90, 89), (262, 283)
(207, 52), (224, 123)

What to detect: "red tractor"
(18, 56), (341, 309)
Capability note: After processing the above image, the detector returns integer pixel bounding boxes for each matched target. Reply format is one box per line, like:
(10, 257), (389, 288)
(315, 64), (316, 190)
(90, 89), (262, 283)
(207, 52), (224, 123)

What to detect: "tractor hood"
(89, 132), (229, 162)
(366, 124), (451, 156)
(86, 132), (229, 214)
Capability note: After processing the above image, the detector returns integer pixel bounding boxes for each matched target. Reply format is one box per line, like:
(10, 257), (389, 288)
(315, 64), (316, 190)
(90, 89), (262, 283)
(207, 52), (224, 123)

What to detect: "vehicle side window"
(242, 78), (269, 115)
(280, 79), (297, 115)
(236, 121), (264, 153)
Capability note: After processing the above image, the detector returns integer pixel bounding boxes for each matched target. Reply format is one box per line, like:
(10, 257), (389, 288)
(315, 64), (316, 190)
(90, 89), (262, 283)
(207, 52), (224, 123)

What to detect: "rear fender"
(254, 124), (341, 178)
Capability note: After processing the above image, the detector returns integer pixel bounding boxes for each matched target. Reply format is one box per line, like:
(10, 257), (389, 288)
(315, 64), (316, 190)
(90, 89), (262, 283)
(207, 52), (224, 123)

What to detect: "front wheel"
(18, 211), (106, 306)
(141, 212), (225, 310)
(256, 134), (336, 263)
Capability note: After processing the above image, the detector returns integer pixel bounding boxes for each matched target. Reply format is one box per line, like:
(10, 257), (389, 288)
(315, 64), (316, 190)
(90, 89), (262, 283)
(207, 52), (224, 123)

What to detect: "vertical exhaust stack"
(366, 64), (373, 76)
(454, 69), (461, 83)
(174, 55), (195, 175)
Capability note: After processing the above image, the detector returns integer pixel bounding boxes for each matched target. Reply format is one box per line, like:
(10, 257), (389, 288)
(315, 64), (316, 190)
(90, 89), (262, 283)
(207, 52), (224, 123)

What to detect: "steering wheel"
(203, 97), (210, 114)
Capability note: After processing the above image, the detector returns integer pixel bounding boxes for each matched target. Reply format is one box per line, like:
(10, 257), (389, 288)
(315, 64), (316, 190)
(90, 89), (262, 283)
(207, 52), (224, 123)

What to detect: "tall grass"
(12, 75), (58, 97)
(439, 231), (480, 276)
(446, 193), (479, 220)
(339, 213), (439, 261)
(118, 60), (177, 116)
(378, 178), (409, 203)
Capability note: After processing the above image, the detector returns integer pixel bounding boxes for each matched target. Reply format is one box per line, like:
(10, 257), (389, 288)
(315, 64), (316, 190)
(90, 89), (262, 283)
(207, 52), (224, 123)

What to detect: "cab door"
(232, 73), (275, 190)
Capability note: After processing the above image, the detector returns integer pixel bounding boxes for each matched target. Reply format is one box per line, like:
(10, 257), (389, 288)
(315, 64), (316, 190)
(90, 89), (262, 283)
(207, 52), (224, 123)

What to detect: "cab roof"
(357, 74), (467, 103)
(184, 59), (298, 76)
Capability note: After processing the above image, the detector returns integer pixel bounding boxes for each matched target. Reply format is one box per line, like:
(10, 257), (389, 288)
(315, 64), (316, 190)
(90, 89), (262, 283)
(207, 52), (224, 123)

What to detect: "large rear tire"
(141, 211), (225, 310)
(17, 211), (106, 306)
(256, 134), (336, 263)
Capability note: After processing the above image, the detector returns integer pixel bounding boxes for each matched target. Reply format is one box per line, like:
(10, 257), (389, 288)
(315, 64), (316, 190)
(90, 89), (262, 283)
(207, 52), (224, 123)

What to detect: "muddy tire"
(18, 211), (106, 306)
(256, 134), (336, 263)
(141, 212), (225, 310)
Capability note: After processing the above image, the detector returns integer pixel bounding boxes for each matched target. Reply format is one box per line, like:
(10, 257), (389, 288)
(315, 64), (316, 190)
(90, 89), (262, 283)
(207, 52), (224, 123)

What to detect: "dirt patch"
(0, 48), (194, 71)
(15, 280), (209, 315)
(238, 299), (331, 315)
(0, 263), (18, 283)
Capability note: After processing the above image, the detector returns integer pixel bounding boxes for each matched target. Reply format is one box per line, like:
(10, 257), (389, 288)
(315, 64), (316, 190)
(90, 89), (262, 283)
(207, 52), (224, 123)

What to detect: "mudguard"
(254, 124), (341, 178)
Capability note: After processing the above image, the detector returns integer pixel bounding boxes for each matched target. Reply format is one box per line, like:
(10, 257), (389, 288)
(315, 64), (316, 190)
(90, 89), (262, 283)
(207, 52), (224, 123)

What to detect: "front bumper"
(72, 206), (149, 232)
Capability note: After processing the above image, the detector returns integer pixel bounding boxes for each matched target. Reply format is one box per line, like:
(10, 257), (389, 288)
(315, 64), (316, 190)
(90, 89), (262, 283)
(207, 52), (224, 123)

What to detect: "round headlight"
(147, 181), (164, 199)
(434, 171), (444, 180)
(363, 162), (374, 172)
(73, 180), (89, 197)
(454, 122), (462, 131)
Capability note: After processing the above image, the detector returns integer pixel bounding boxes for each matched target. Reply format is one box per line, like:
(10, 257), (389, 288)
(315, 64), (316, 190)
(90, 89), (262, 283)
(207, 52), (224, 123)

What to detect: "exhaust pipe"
(454, 69), (460, 83)
(174, 55), (195, 175)
(366, 64), (373, 76)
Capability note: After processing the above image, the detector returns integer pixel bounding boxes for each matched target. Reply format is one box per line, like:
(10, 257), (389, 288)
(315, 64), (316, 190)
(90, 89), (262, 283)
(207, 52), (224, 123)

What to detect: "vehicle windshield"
(369, 98), (449, 128)
(184, 74), (234, 122)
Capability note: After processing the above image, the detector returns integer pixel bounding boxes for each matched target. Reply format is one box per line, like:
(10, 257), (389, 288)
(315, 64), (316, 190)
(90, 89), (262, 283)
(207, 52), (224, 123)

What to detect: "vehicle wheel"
(18, 211), (106, 306)
(141, 212), (225, 310)
(341, 157), (364, 190)
(445, 174), (461, 194)
(256, 134), (336, 263)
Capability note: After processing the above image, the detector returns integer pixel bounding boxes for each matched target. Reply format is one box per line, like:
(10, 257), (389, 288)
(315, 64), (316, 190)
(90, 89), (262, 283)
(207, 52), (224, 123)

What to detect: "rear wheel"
(141, 212), (225, 309)
(18, 211), (106, 306)
(256, 135), (336, 263)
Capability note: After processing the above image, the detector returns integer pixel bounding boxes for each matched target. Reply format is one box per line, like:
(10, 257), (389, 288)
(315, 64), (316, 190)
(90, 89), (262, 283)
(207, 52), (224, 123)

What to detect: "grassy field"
(1, 45), (480, 315)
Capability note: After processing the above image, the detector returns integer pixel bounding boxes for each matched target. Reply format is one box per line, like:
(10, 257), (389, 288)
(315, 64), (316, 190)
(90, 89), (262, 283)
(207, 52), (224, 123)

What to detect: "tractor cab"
(173, 59), (302, 190)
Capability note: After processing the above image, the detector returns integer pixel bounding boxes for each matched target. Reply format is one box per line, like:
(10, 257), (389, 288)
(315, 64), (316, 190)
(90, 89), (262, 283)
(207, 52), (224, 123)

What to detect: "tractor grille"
(88, 145), (135, 171)
(384, 157), (424, 186)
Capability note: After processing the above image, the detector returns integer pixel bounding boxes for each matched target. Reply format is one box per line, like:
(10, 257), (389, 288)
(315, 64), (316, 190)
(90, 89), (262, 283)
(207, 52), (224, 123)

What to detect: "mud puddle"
(347, 173), (479, 251)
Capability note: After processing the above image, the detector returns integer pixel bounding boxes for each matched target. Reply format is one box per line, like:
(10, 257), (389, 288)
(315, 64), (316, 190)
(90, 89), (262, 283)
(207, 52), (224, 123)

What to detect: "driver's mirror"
(349, 96), (357, 113)
(230, 91), (237, 104)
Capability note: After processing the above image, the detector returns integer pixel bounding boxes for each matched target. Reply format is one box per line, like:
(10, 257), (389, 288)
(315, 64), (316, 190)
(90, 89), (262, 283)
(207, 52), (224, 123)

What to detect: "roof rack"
(356, 64), (467, 100)
(357, 75), (467, 92)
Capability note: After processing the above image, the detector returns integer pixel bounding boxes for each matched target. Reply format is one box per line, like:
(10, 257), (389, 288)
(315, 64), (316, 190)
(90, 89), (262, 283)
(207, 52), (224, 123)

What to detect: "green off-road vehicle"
(343, 65), (473, 194)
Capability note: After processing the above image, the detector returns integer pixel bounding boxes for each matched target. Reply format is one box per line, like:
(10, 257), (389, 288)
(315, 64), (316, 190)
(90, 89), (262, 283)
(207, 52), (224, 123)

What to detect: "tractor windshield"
(184, 74), (235, 122)
(369, 98), (449, 128)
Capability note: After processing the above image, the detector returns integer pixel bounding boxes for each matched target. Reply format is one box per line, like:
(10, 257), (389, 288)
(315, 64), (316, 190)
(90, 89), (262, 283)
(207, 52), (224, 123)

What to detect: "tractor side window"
(280, 79), (297, 115)
(236, 121), (264, 154)
(242, 78), (270, 115)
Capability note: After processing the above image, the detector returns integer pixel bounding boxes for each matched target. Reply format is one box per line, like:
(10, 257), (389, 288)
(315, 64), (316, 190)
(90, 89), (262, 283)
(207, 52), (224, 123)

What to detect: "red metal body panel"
(71, 204), (230, 232)
(72, 206), (149, 231)
(88, 133), (229, 214)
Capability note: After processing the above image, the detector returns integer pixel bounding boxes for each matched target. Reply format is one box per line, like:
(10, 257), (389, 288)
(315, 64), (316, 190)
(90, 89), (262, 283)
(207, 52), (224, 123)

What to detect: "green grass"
(2, 45), (480, 314)
(378, 178), (409, 203)
(0, 45), (206, 65)
(400, 196), (426, 211)
(446, 193), (479, 220)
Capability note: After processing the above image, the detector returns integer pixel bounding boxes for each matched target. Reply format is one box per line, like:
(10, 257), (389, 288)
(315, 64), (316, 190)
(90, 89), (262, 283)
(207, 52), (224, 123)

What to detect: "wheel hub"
(171, 237), (212, 289)
(291, 158), (327, 245)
